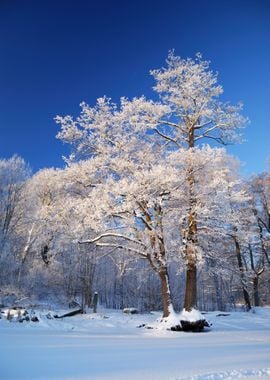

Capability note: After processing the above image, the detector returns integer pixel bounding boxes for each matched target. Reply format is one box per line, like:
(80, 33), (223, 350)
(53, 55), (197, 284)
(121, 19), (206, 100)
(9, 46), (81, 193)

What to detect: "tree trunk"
(253, 276), (260, 307)
(158, 268), (172, 318)
(179, 125), (203, 314)
(213, 272), (224, 311)
(234, 237), (251, 311)
(183, 125), (199, 311)
(183, 165), (198, 311)
(184, 261), (197, 311)
(17, 225), (35, 285)
(93, 292), (98, 313)
(248, 243), (263, 307)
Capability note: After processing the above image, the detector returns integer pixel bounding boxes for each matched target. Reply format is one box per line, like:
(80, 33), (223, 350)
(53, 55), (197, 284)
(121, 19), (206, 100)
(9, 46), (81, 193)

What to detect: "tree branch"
(79, 232), (145, 247)
(195, 134), (226, 145)
(153, 128), (182, 148)
(95, 242), (147, 258)
(158, 119), (188, 135)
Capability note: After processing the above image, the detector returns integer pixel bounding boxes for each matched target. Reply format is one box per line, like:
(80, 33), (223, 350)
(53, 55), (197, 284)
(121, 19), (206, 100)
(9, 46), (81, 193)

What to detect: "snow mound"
(153, 311), (181, 330)
(180, 308), (204, 322)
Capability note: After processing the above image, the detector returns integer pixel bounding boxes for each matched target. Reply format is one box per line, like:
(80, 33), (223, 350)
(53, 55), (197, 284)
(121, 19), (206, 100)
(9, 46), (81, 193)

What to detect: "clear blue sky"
(0, 0), (269, 174)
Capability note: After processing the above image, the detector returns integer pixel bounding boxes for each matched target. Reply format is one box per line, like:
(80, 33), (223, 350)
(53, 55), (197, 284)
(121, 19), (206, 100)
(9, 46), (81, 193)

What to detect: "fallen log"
(54, 309), (83, 318)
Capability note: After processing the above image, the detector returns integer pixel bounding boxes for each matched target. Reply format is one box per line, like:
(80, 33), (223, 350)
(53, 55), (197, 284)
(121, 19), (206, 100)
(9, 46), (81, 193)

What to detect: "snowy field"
(0, 307), (270, 380)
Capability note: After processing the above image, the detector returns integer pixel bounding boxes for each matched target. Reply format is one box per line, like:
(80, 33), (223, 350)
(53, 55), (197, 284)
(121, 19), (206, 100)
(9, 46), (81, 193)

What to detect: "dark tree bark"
(93, 292), (98, 313)
(234, 237), (251, 311)
(253, 276), (259, 307)
(183, 143), (198, 311)
(249, 243), (264, 307)
(184, 262), (197, 311)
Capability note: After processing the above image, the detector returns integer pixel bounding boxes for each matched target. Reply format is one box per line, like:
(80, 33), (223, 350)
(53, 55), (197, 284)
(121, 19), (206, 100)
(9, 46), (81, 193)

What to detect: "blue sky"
(0, 0), (269, 174)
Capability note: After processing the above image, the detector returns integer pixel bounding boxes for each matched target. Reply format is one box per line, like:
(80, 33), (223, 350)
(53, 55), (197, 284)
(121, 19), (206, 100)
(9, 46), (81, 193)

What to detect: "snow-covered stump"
(180, 319), (209, 332)
(179, 308), (210, 332)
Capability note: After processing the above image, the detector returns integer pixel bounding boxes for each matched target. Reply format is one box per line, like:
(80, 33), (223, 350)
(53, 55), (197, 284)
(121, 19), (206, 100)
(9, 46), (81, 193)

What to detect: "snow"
(150, 305), (182, 329)
(0, 307), (270, 380)
(180, 308), (204, 322)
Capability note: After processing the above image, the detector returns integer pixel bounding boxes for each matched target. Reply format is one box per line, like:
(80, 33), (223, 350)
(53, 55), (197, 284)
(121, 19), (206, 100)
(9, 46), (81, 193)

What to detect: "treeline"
(0, 155), (269, 314)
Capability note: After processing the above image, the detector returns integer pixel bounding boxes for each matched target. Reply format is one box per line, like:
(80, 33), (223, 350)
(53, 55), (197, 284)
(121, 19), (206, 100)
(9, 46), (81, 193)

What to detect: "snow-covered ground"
(0, 307), (270, 380)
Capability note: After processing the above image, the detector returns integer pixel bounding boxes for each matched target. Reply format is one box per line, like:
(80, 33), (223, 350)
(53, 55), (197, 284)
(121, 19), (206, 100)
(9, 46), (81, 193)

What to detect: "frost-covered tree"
(55, 98), (183, 319)
(117, 52), (247, 314)
(56, 97), (245, 319)
(244, 173), (270, 306)
(16, 169), (60, 281)
(77, 161), (182, 319)
(0, 156), (30, 285)
(43, 148), (181, 318)
(55, 52), (249, 321)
